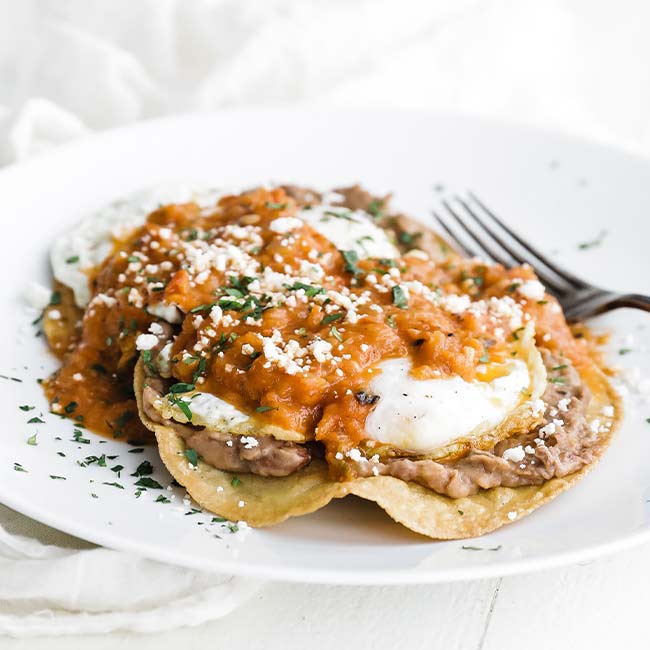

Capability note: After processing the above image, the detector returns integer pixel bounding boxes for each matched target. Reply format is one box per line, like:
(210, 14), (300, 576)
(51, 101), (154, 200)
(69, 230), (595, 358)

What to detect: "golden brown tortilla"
(135, 359), (620, 538)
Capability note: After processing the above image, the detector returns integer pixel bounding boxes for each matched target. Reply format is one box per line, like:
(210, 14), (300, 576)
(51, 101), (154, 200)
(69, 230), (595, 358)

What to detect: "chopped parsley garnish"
(72, 429), (90, 444)
(397, 231), (421, 247)
(26, 434), (37, 446)
(578, 230), (607, 250)
(131, 460), (154, 477)
(512, 326), (525, 341)
(65, 255), (80, 264)
(386, 314), (397, 328)
(321, 312), (343, 325)
(367, 199), (384, 219)
(27, 416), (44, 424)
(552, 364), (568, 371)
(231, 476), (241, 487)
(391, 285), (408, 309)
(142, 349), (156, 374)
(619, 348), (633, 355)
(115, 411), (134, 429)
(324, 209), (355, 221)
(189, 302), (215, 314)
(128, 447), (145, 454)
(127, 255), (140, 263)
(155, 495), (171, 504)
(171, 396), (193, 421)
(111, 465), (124, 475)
(506, 283), (520, 294)
(462, 545), (502, 551)
(256, 405), (278, 413)
(102, 481), (124, 489)
(340, 249), (361, 275)
(549, 377), (566, 384)
(134, 477), (163, 489)
(478, 351), (490, 363)
(50, 475), (66, 480)
(212, 517), (227, 523)
(169, 382), (195, 394)
(50, 291), (62, 305)
(265, 201), (287, 210)
(184, 449), (199, 466)
(19, 405), (35, 412)
(13, 462), (27, 473)
(330, 326), (343, 342)
(286, 282), (324, 298)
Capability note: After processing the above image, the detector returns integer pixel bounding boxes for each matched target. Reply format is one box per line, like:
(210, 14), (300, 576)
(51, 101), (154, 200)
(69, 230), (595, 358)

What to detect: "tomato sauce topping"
(43, 188), (591, 451)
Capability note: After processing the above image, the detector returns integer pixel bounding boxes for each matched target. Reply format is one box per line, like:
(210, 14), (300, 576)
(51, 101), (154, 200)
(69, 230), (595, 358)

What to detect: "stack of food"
(41, 184), (619, 538)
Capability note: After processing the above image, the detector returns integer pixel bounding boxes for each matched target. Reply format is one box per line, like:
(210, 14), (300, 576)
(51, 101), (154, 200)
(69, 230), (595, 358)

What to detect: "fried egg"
(364, 326), (547, 455)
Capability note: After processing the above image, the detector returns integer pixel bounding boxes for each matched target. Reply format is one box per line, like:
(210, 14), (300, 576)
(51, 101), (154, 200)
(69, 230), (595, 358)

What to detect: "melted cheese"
(364, 357), (530, 453)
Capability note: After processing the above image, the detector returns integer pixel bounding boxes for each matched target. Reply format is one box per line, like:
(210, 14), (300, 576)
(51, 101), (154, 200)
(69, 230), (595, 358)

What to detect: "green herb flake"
(386, 314), (397, 329)
(19, 405), (35, 412)
(26, 434), (38, 446)
(50, 291), (62, 305)
(391, 285), (408, 309)
(231, 476), (241, 487)
(184, 449), (199, 467)
(65, 255), (80, 264)
(619, 348), (633, 356)
(578, 230), (607, 250)
(169, 382), (195, 394)
(256, 405), (278, 413)
(321, 312), (343, 326)
(13, 462), (27, 473)
(478, 351), (490, 364)
(134, 477), (163, 489)
(461, 545), (502, 551)
(72, 429), (90, 444)
(340, 249), (361, 275)
(155, 495), (171, 504)
(50, 475), (66, 480)
(265, 201), (287, 210)
(330, 326), (343, 342)
(397, 231), (422, 247)
(27, 416), (45, 424)
(102, 481), (124, 490)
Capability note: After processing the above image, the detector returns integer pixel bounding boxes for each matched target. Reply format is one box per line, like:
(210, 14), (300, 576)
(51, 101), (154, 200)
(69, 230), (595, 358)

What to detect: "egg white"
(364, 326), (547, 454)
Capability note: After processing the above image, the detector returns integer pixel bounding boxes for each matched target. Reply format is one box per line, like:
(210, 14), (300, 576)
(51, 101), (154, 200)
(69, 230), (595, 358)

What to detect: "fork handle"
(565, 291), (650, 321)
(610, 293), (650, 312)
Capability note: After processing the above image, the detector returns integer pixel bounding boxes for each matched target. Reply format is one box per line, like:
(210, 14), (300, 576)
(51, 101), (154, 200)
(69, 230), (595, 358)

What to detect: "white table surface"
(2, 1), (650, 647)
(0, 538), (648, 649)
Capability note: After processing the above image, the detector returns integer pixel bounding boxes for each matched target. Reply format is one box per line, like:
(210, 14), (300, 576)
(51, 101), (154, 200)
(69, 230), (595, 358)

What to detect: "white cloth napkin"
(2, 0), (650, 638)
(0, 506), (260, 637)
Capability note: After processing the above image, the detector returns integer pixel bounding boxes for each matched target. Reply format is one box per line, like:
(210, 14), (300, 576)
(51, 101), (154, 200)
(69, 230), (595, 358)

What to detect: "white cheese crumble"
(269, 216), (303, 233)
(135, 333), (159, 351)
(516, 280), (546, 301)
(502, 445), (526, 463)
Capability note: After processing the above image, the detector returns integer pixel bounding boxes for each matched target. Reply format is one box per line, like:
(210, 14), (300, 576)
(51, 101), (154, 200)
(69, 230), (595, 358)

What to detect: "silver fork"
(433, 192), (650, 322)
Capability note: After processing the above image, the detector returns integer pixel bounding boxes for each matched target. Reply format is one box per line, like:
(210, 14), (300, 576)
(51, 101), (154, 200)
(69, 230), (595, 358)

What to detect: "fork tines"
(433, 193), (588, 296)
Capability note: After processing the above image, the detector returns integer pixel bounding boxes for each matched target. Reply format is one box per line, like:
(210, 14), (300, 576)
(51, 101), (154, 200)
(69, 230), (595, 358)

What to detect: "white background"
(1, 1), (650, 648)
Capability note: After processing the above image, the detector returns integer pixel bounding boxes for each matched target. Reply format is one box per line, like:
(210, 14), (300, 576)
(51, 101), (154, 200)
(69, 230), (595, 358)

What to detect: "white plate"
(2, 110), (650, 585)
